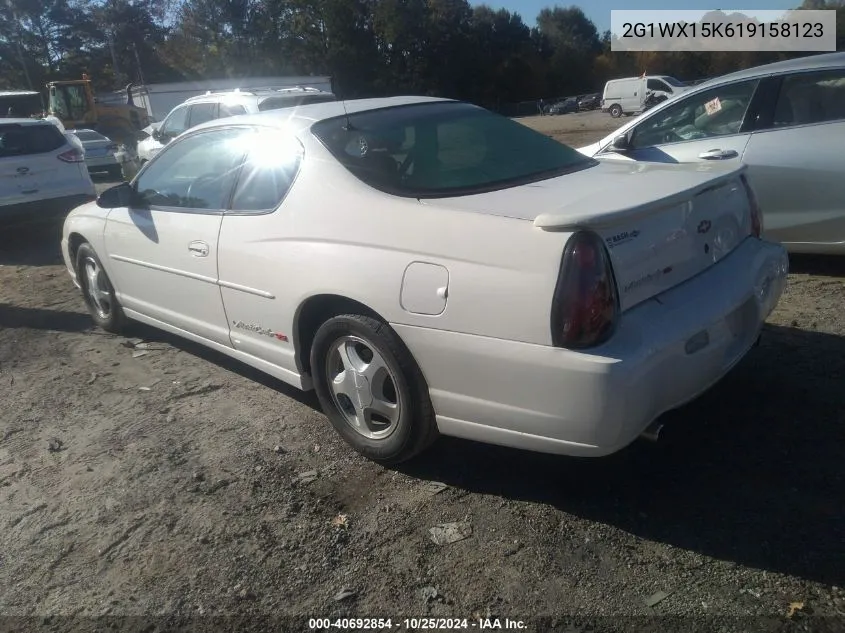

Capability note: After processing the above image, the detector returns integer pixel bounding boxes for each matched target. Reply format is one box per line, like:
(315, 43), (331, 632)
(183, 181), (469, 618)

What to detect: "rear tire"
(75, 242), (126, 334)
(310, 314), (438, 464)
(609, 104), (623, 118)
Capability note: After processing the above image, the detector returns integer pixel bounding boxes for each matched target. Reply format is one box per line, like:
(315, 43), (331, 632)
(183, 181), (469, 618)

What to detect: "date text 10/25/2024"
(308, 618), (527, 630)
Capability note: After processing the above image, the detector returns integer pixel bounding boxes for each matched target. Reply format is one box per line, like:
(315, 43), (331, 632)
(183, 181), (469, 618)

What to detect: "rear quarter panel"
(216, 139), (571, 365)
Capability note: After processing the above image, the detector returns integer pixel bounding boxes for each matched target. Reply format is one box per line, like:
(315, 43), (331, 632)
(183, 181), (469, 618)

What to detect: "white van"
(601, 75), (689, 118)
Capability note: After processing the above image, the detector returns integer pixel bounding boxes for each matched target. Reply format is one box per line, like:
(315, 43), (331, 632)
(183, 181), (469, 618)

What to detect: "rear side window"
(230, 130), (303, 212)
(0, 124), (65, 158)
(772, 69), (845, 127)
(257, 94), (336, 112)
(311, 101), (594, 197)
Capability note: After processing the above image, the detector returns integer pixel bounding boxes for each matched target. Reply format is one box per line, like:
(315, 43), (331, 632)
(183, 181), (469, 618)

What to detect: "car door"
(740, 68), (845, 249)
(603, 78), (762, 166)
(103, 127), (250, 345)
(216, 127), (304, 376)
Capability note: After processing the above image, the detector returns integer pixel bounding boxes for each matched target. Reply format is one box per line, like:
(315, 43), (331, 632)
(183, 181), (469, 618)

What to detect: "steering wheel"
(186, 174), (220, 205)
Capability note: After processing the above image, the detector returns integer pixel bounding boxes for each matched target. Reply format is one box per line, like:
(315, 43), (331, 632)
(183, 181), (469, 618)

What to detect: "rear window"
(258, 94), (337, 112)
(0, 124), (65, 158)
(74, 130), (106, 142)
(311, 102), (595, 197)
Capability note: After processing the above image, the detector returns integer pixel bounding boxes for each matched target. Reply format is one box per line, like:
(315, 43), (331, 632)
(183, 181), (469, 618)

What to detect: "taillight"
(551, 231), (620, 349)
(740, 174), (763, 238)
(57, 148), (84, 163)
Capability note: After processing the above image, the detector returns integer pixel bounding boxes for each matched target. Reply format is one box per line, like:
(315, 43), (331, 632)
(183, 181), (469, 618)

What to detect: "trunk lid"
(420, 160), (754, 311)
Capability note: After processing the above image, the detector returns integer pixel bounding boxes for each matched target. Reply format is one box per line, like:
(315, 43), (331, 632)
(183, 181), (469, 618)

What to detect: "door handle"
(698, 148), (738, 160)
(188, 241), (209, 257)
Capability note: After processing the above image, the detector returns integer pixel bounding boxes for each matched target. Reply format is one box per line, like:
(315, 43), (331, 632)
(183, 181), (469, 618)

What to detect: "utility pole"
(132, 42), (146, 87)
(5, 0), (33, 89)
(107, 30), (122, 87)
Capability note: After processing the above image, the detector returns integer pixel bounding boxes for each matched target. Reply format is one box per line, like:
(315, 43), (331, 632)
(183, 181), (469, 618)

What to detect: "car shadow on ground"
(0, 219), (65, 267)
(401, 322), (845, 587)
(0, 304), (94, 332)
(789, 254), (845, 278)
(126, 321), (323, 411)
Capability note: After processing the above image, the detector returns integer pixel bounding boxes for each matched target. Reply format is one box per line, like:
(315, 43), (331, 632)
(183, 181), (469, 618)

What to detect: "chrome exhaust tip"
(640, 420), (664, 443)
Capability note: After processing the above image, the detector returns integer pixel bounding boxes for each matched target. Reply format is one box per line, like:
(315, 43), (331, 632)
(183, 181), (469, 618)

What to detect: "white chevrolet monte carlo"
(61, 96), (788, 463)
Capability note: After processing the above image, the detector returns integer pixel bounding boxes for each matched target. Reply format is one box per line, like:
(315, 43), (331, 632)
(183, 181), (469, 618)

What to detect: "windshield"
(258, 94), (337, 112)
(50, 85), (88, 120)
(663, 76), (687, 88)
(311, 101), (595, 198)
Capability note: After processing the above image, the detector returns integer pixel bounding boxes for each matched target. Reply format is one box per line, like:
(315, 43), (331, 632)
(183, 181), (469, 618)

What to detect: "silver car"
(67, 129), (126, 179)
(579, 52), (845, 255)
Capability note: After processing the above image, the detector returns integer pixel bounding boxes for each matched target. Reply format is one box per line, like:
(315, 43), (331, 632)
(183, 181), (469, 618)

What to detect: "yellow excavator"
(46, 74), (150, 149)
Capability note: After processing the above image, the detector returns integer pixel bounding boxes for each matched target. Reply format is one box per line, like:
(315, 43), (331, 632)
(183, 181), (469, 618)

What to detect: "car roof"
(698, 51), (845, 88)
(188, 95), (456, 135)
(183, 86), (335, 104)
(0, 118), (55, 126)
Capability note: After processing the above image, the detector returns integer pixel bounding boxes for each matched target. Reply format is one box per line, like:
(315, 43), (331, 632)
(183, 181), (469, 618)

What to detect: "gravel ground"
(1, 115), (844, 632)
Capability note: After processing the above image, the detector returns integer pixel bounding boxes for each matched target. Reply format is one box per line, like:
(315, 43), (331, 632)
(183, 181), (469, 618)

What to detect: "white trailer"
(97, 76), (333, 121)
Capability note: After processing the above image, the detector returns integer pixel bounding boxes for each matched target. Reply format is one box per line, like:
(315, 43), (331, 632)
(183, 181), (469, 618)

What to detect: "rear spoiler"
(534, 163), (747, 231)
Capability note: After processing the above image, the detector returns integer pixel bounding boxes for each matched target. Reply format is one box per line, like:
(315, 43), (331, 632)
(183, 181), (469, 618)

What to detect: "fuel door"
(400, 262), (449, 316)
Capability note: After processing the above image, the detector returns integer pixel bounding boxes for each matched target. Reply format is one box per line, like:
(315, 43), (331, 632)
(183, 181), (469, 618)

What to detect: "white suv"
(1, 118), (96, 225)
(137, 86), (337, 163)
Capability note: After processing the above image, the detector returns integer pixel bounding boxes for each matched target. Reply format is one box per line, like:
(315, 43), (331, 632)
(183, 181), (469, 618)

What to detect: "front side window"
(772, 69), (845, 127)
(189, 103), (217, 128)
(647, 79), (672, 93)
(220, 103), (247, 117)
(230, 130), (303, 212)
(631, 79), (759, 149)
(134, 128), (249, 210)
(160, 106), (189, 138)
(311, 102), (595, 197)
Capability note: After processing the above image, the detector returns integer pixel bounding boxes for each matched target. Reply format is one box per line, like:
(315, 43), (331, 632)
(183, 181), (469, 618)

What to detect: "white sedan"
(61, 96), (788, 463)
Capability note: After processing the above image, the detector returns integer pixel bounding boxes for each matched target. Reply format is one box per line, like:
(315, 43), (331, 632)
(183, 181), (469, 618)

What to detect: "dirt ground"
(1, 114), (845, 632)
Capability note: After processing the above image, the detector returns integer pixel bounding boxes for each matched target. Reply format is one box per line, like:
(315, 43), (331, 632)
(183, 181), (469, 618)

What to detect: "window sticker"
(704, 97), (722, 116)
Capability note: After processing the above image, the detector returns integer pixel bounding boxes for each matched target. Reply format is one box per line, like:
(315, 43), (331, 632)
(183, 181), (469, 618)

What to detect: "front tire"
(609, 104), (623, 118)
(310, 314), (437, 464)
(76, 242), (126, 333)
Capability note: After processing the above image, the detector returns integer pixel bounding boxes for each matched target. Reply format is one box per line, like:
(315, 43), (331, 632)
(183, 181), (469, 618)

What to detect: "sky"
(469, 1), (800, 34)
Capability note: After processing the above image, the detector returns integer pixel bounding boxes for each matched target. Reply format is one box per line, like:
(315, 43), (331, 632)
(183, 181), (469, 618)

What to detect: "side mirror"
(97, 182), (142, 208)
(151, 128), (161, 141)
(608, 134), (630, 152)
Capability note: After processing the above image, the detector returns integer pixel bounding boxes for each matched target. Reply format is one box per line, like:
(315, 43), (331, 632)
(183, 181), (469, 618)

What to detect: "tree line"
(1, 0), (843, 110)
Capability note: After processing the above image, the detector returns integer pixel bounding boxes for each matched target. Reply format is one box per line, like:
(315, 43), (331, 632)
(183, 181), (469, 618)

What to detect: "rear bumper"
(393, 238), (789, 457)
(85, 155), (120, 169)
(0, 193), (96, 225)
